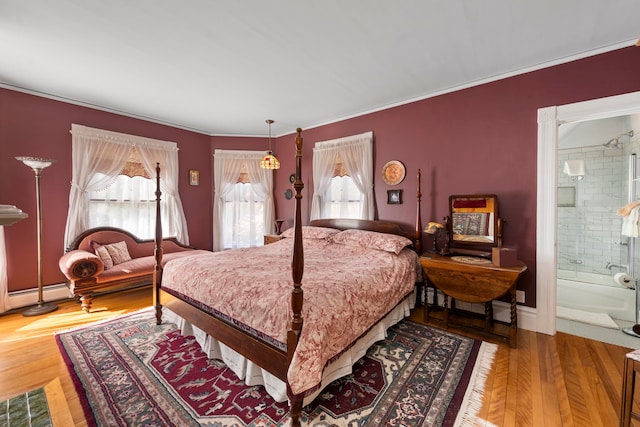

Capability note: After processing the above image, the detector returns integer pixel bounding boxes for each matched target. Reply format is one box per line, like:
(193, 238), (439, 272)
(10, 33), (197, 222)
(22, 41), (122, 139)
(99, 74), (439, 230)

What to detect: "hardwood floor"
(0, 287), (637, 426)
(0, 287), (151, 427)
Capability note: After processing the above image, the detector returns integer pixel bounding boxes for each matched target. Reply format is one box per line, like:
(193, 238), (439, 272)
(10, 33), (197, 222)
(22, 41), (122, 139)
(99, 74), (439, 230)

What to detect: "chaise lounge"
(59, 226), (209, 312)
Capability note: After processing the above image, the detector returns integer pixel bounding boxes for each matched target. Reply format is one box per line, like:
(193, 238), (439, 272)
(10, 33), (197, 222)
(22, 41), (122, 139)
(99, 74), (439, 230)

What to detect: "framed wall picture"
(189, 169), (200, 186)
(387, 189), (402, 204)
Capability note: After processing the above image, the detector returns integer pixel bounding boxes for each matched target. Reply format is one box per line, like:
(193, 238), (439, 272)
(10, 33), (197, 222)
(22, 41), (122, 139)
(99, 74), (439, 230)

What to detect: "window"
(222, 181), (265, 248)
(88, 174), (160, 239)
(322, 160), (363, 219)
(87, 148), (168, 239)
(213, 150), (275, 251)
(310, 132), (374, 220)
(64, 124), (189, 248)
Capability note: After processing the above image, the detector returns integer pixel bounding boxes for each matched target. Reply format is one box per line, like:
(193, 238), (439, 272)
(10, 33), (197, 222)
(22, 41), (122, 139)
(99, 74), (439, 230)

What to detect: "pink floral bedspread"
(161, 237), (418, 397)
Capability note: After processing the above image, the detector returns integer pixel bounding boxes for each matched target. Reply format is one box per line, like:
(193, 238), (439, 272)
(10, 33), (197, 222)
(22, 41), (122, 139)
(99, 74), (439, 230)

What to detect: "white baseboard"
(425, 289), (537, 332)
(3, 283), (72, 313)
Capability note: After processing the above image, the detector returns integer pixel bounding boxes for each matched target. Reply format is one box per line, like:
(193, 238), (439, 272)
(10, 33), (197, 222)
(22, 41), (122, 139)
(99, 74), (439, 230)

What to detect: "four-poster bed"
(152, 128), (423, 426)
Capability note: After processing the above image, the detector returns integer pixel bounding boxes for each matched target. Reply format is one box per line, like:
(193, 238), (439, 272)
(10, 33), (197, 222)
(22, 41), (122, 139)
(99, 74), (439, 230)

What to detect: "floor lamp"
(16, 156), (58, 317)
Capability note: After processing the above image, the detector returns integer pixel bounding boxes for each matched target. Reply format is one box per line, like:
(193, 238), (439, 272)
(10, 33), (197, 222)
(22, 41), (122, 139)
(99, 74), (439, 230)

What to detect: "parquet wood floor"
(0, 287), (636, 426)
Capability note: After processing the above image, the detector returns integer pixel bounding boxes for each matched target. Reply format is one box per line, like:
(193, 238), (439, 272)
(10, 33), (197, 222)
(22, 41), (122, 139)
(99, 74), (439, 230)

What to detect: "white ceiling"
(1, 1), (639, 137)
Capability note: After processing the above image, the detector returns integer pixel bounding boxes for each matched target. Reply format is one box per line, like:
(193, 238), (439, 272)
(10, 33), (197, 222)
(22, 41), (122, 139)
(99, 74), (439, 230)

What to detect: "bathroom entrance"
(536, 91), (640, 344)
(556, 115), (640, 344)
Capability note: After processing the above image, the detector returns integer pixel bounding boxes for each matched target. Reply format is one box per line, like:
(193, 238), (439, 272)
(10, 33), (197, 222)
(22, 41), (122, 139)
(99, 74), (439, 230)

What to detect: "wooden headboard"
(310, 218), (417, 242)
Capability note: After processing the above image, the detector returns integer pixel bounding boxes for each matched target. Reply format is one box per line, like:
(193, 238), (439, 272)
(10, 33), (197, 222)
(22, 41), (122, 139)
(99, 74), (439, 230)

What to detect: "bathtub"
(557, 269), (636, 322)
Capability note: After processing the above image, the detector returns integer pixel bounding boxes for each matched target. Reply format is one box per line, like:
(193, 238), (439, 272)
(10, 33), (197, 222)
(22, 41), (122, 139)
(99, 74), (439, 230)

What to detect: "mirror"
(448, 194), (500, 251)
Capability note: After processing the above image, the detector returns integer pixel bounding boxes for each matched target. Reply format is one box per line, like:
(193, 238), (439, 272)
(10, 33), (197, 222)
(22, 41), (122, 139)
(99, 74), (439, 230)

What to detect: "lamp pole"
(16, 156), (58, 316)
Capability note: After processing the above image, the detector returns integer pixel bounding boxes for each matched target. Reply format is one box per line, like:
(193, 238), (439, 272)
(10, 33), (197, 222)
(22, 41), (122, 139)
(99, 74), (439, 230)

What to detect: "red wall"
(1, 89), (213, 292)
(2, 46), (640, 306)
(271, 46), (640, 307)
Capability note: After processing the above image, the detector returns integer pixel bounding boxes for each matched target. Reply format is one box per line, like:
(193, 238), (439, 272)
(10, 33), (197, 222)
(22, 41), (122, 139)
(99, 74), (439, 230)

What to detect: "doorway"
(536, 91), (640, 343)
(555, 117), (640, 346)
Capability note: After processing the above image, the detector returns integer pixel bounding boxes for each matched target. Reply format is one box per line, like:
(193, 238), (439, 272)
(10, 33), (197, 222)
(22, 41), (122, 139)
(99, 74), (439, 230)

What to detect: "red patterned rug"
(56, 309), (496, 426)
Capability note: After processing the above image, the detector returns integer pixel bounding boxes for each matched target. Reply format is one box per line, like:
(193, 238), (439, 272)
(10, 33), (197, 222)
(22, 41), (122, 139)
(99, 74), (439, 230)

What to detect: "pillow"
(281, 226), (340, 239)
(329, 229), (412, 255)
(90, 240), (114, 270)
(104, 241), (132, 265)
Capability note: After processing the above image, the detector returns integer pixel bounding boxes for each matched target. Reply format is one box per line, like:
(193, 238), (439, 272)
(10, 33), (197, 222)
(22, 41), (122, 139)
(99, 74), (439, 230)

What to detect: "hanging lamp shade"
(260, 152), (280, 169)
(260, 119), (280, 169)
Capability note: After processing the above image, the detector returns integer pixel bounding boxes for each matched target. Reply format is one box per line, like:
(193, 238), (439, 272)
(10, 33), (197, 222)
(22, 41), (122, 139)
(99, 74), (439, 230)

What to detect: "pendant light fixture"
(260, 119), (280, 169)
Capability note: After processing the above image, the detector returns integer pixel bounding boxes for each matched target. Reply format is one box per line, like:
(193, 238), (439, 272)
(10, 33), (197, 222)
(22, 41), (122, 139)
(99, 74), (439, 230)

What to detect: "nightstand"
(264, 234), (285, 245)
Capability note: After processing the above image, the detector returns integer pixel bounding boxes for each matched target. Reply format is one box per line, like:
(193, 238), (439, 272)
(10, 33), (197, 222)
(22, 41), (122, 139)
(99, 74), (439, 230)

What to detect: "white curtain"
(213, 150), (274, 252)
(88, 176), (160, 238)
(137, 143), (189, 242)
(64, 124), (189, 248)
(310, 131), (374, 220)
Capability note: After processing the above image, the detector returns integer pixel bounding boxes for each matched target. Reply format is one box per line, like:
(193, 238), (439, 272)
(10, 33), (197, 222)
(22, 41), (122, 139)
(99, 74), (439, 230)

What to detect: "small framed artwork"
(387, 189), (402, 205)
(189, 169), (200, 186)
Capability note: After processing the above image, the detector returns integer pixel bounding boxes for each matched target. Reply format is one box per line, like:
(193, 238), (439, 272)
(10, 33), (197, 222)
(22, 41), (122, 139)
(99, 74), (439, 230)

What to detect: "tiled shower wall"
(557, 139), (640, 275)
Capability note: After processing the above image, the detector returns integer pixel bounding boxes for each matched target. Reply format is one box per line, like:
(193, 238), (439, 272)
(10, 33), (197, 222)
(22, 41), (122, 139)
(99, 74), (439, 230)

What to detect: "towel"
(622, 205), (640, 237)
(618, 200), (640, 217)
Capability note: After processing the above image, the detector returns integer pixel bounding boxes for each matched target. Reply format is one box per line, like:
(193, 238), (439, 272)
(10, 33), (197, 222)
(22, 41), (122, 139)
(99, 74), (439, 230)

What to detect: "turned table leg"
(484, 301), (494, 331)
(509, 289), (518, 348)
(444, 294), (450, 327)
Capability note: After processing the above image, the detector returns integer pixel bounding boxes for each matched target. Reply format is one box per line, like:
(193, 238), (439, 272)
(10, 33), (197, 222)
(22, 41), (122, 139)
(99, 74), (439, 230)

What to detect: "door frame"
(536, 91), (640, 335)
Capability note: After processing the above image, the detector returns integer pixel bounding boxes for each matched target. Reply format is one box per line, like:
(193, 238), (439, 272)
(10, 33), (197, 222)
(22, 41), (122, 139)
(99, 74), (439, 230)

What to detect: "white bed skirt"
(163, 290), (416, 406)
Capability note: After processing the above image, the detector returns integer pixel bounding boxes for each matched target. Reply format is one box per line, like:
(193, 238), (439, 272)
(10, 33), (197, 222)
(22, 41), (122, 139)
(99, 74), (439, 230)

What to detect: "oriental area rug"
(55, 309), (497, 426)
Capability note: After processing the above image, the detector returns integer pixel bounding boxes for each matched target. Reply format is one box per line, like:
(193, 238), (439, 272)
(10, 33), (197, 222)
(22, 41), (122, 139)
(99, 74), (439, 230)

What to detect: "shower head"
(603, 130), (634, 148)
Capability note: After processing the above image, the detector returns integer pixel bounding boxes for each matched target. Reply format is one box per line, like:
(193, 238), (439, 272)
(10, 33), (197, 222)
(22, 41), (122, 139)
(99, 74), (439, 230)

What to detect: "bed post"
(287, 128), (304, 427)
(153, 162), (163, 325)
(415, 168), (422, 254)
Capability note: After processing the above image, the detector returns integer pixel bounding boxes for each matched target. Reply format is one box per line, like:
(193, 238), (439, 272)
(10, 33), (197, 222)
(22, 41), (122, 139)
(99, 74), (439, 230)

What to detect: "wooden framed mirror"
(448, 194), (501, 256)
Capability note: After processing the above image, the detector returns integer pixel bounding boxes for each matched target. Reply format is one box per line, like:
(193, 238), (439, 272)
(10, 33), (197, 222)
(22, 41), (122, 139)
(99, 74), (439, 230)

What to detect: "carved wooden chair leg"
(79, 293), (93, 312)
